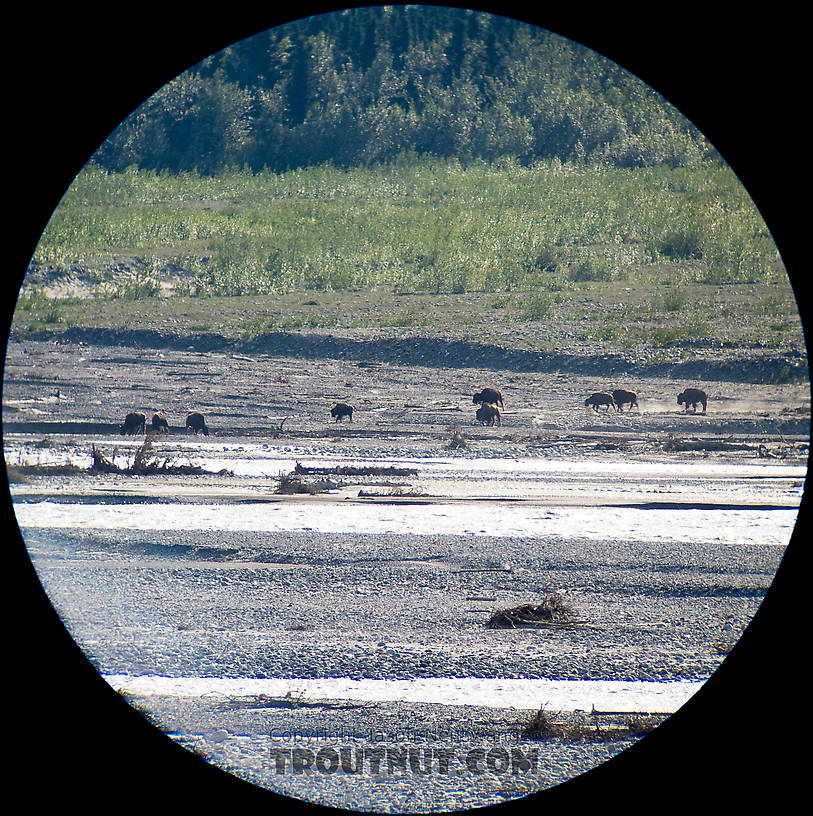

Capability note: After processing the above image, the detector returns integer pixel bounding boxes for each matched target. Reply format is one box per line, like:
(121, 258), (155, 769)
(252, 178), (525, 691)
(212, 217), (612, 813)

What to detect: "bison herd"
(584, 388), (640, 413)
(119, 410), (210, 436)
(118, 385), (709, 437)
(583, 387), (708, 414)
(470, 383), (706, 425)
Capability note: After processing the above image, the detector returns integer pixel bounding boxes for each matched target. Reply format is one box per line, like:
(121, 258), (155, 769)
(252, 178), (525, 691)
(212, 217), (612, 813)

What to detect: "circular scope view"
(6, 7), (808, 812)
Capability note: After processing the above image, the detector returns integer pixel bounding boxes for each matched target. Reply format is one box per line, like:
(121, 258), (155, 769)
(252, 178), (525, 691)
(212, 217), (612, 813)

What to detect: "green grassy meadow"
(16, 158), (804, 356)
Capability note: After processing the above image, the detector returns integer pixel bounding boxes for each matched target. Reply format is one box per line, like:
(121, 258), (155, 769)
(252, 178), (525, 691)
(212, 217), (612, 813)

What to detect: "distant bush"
(658, 228), (704, 260)
(526, 246), (560, 275)
(650, 313), (711, 346)
(113, 275), (163, 300)
(651, 326), (685, 346)
(241, 317), (276, 340)
(686, 314), (712, 338)
(520, 291), (554, 320)
(660, 287), (688, 312)
(15, 289), (63, 324)
(568, 259), (617, 282)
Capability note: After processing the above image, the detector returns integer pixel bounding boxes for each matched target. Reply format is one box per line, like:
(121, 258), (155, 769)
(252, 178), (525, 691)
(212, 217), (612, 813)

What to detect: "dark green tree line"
(92, 6), (715, 174)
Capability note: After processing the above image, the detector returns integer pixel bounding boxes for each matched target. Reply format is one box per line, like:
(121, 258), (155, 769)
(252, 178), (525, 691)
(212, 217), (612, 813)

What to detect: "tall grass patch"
(30, 158), (787, 300)
(14, 288), (64, 328)
(659, 287), (688, 312)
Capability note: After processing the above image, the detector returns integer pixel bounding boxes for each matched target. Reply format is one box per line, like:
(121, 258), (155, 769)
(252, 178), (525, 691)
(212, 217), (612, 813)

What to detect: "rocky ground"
(3, 332), (809, 447)
(4, 330), (809, 812)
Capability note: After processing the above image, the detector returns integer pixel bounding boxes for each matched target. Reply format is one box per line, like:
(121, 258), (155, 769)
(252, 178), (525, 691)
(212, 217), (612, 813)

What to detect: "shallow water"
(13, 498), (800, 545)
(105, 674), (703, 713)
(10, 436), (809, 479)
(10, 442), (805, 546)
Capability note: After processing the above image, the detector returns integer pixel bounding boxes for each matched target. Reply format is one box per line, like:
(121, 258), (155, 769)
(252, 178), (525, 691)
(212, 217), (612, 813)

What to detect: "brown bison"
(120, 411), (147, 435)
(475, 403), (501, 426)
(185, 412), (210, 435)
(151, 411), (169, 433)
(473, 388), (504, 409)
(584, 392), (616, 412)
(677, 388), (708, 414)
(611, 389), (639, 412)
(330, 402), (354, 422)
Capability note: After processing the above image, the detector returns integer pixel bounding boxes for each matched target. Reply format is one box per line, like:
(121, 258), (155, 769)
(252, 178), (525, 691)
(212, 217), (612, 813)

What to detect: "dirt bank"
(16, 325), (809, 385)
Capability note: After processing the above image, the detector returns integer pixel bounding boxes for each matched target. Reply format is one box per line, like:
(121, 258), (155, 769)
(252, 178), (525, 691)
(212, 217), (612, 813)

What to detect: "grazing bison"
(151, 411), (169, 433)
(119, 411), (147, 435)
(677, 388), (708, 414)
(473, 388), (504, 409)
(185, 412), (210, 435)
(611, 389), (639, 412)
(584, 392), (616, 412)
(330, 402), (354, 422)
(475, 403), (501, 426)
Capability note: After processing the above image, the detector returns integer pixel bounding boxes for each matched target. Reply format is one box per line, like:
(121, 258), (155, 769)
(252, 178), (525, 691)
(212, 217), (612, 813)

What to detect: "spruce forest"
(92, 6), (714, 174)
(25, 6), (791, 321)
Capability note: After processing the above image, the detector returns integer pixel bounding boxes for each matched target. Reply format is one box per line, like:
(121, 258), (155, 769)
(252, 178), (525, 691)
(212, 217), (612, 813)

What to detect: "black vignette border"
(6, 4), (808, 810)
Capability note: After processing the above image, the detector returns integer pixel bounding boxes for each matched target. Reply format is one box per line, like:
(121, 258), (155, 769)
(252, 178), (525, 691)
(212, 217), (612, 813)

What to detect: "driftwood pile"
(519, 706), (661, 742)
(660, 435), (752, 453)
(279, 461), (420, 494)
(90, 442), (213, 475)
(487, 592), (579, 629)
(276, 469), (325, 494)
(293, 461), (418, 477)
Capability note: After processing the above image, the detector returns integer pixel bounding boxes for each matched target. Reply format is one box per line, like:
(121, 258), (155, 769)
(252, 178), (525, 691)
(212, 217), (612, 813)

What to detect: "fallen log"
(661, 436), (754, 452)
(294, 461), (418, 477)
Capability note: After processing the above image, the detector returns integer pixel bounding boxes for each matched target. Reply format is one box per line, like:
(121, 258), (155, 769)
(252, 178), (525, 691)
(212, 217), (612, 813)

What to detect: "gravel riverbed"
(6, 337), (809, 811)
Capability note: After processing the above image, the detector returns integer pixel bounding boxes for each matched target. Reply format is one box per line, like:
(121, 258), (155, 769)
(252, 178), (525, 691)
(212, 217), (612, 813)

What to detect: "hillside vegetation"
(90, 6), (715, 175)
(29, 158), (783, 299)
(16, 5), (803, 367)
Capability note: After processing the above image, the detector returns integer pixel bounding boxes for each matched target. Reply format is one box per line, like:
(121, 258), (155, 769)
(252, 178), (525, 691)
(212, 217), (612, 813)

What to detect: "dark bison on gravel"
(678, 388), (708, 414)
(185, 412), (210, 435)
(611, 389), (639, 412)
(330, 402), (354, 422)
(119, 411), (147, 435)
(475, 403), (502, 426)
(151, 411), (169, 433)
(584, 392), (616, 412)
(473, 388), (504, 409)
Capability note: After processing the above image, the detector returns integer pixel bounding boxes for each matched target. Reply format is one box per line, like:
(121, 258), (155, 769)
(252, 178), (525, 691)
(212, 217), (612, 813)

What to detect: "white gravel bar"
(105, 674), (703, 713)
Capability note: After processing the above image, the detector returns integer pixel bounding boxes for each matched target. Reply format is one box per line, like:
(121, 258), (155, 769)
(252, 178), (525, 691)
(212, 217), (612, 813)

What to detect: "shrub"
(31, 159), (785, 299)
(659, 228), (703, 260)
(114, 275), (163, 300)
(660, 287), (688, 312)
(756, 295), (783, 316)
(651, 326), (684, 346)
(685, 314), (711, 338)
(241, 316), (277, 340)
(568, 258), (616, 282)
(520, 291), (554, 320)
(15, 289), (63, 323)
(526, 246), (560, 274)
